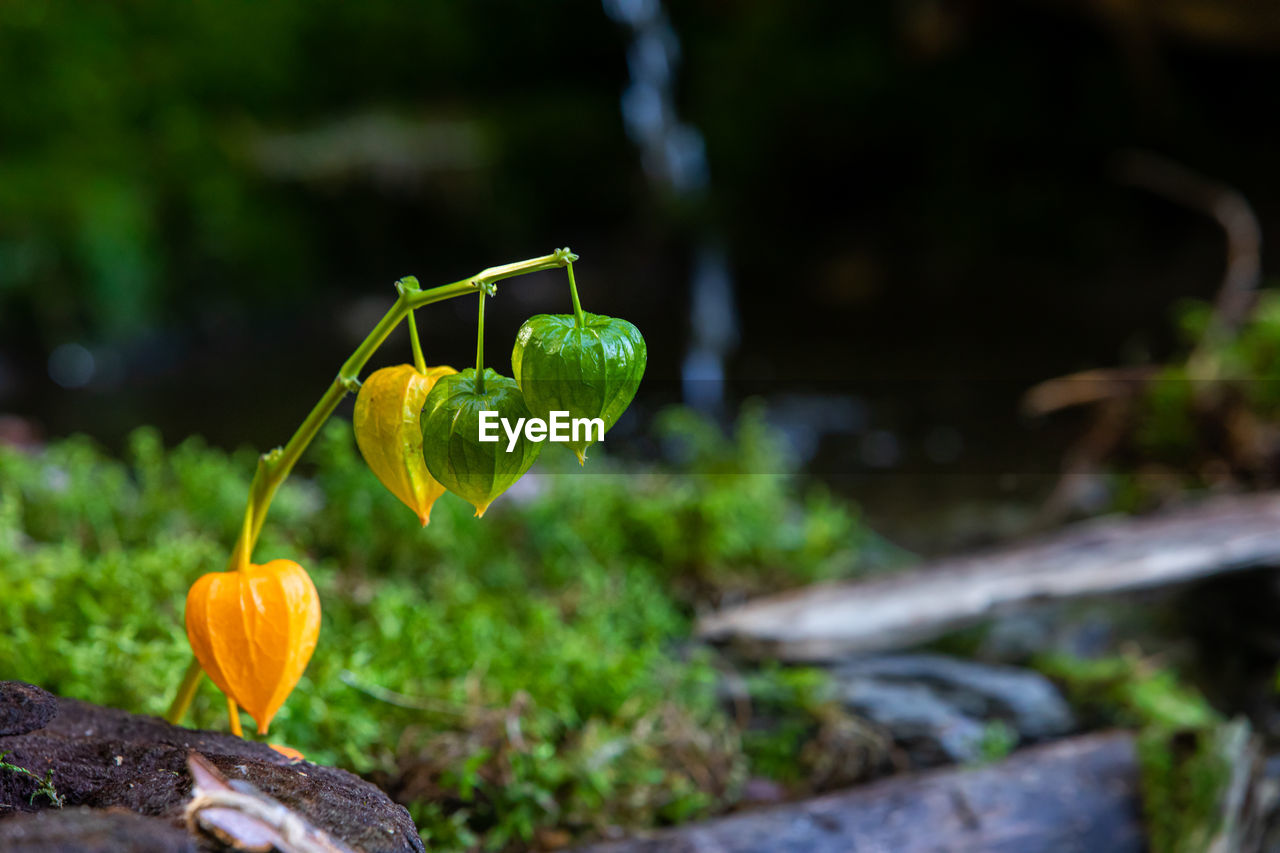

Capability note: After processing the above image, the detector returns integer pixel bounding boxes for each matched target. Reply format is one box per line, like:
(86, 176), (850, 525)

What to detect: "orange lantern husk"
(269, 744), (306, 762)
(353, 364), (456, 525)
(185, 559), (321, 735)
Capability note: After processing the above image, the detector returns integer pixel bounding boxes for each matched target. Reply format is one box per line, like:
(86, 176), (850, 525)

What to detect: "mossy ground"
(0, 405), (872, 850)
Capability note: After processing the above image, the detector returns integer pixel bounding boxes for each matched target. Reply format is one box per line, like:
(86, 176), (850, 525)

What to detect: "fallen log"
(699, 492), (1280, 660)
(572, 732), (1143, 853)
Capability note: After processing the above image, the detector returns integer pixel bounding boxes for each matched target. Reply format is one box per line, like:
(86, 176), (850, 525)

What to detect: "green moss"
(733, 665), (888, 795)
(975, 720), (1018, 764)
(0, 750), (65, 807)
(737, 666), (829, 785)
(0, 405), (870, 850)
(1035, 653), (1230, 853)
(1135, 288), (1280, 466)
(1034, 653), (1220, 731)
(1136, 725), (1235, 853)
(1134, 364), (1197, 462)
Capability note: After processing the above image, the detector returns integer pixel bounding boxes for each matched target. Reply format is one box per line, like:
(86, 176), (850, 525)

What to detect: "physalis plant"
(172, 250), (646, 740)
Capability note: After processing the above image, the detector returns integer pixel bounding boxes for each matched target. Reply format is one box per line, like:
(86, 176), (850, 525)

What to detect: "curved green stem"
(164, 657), (204, 725)
(408, 311), (427, 374)
(165, 247), (577, 729)
(475, 290), (486, 394)
(226, 696), (243, 738)
(228, 472), (257, 572)
(398, 277), (429, 374)
(566, 261), (585, 328)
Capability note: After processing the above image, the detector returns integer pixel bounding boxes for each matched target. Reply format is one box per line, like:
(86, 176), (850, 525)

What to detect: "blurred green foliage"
(1035, 653), (1220, 731)
(0, 0), (628, 346)
(734, 666), (829, 785)
(0, 404), (868, 850)
(1091, 287), (1280, 513)
(1036, 653), (1230, 853)
(1138, 292), (1280, 459)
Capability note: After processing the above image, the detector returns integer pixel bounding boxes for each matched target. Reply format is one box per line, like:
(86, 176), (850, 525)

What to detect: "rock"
(0, 693), (422, 853)
(186, 752), (356, 852)
(974, 601), (1126, 661)
(833, 654), (1076, 740)
(0, 808), (195, 853)
(825, 654), (1074, 765)
(837, 677), (988, 764)
(570, 732), (1144, 853)
(0, 682), (58, 737)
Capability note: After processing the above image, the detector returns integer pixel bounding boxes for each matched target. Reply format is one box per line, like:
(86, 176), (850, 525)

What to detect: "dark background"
(2, 0), (1277, 544)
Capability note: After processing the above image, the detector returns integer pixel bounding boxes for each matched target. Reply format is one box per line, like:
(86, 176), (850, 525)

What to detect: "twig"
(1024, 153), (1263, 523)
(1023, 367), (1160, 416)
(186, 753), (353, 853)
(1113, 150), (1262, 377)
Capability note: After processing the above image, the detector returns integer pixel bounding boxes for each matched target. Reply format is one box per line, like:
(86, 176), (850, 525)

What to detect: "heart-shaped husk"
(512, 313), (646, 464)
(185, 559), (321, 735)
(354, 364), (456, 525)
(420, 368), (542, 516)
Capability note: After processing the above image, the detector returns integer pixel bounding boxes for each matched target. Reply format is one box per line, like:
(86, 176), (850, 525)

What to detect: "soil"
(0, 681), (423, 853)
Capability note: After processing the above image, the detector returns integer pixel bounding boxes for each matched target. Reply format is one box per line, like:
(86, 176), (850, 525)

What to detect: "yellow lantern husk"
(353, 364), (456, 525)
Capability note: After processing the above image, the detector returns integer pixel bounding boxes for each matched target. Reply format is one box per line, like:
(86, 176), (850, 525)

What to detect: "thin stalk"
(228, 474), (258, 572)
(408, 310), (427, 374)
(566, 261), (585, 328)
(475, 290), (486, 393)
(226, 696), (244, 738)
(164, 657), (204, 725)
(165, 248), (576, 729)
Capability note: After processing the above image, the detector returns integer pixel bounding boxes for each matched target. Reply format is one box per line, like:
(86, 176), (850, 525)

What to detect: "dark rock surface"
(0, 685), (423, 853)
(0, 808), (196, 853)
(572, 732), (1144, 853)
(835, 676), (989, 764)
(0, 682), (58, 737)
(830, 654), (1076, 764)
(834, 654), (1076, 737)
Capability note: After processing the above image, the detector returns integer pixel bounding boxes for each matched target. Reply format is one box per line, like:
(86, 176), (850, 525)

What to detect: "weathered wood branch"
(698, 492), (1280, 660)
(572, 733), (1143, 853)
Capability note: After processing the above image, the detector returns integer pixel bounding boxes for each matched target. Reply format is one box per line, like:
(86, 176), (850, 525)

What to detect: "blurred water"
(605, 0), (738, 413)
